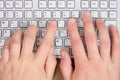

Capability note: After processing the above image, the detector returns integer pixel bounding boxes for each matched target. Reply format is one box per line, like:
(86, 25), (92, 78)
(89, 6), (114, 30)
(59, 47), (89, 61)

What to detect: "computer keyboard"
(0, 0), (120, 58)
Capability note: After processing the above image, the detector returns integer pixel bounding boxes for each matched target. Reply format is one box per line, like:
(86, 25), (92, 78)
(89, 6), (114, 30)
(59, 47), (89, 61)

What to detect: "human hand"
(0, 21), (57, 80)
(60, 12), (120, 80)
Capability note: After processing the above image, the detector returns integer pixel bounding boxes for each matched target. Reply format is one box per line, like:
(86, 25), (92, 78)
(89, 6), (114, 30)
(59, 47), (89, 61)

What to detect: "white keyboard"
(0, 0), (120, 58)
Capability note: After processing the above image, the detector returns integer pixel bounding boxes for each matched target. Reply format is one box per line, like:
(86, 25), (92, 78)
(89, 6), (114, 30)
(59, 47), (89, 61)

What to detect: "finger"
(21, 25), (38, 58)
(60, 50), (73, 80)
(1, 38), (10, 63)
(10, 30), (23, 63)
(45, 48), (57, 80)
(68, 19), (87, 64)
(110, 26), (120, 65)
(96, 19), (111, 61)
(82, 11), (100, 60)
(35, 21), (57, 65)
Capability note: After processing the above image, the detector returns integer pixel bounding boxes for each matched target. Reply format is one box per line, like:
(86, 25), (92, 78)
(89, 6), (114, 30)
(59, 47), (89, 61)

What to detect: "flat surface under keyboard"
(0, 0), (120, 58)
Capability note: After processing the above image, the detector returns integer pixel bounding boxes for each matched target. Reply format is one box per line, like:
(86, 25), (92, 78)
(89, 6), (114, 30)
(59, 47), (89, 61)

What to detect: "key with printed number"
(63, 11), (70, 18)
(34, 11), (42, 18)
(44, 11), (51, 19)
(15, 11), (23, 18)
(6, 11), (14, 18)
(25, 11), (33, 18)
(53, 11), (61, 18)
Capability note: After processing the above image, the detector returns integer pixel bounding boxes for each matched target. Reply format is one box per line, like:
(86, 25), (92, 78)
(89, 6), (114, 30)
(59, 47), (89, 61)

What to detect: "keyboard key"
(55, 39), (63, 47)
(20, 21), (28, 28)
(36, 38), (42, 46)
(48, 1), (56, 8)
(78, 20), (83, 27)
(109, 11), (117, 19)
(15, 0), (23, 8)
(67, 0), (75, 8)
(0, 40), (5, 47)
(81, 1), (89, 8)
(79, 28), (84, 36)
(0, 30), (2, 38)
(41, 29), (46, 37)
(34, 11), (42, 18)
(1, 21), (9, 28)
(58, 21), (65, 28)
(6, 11), (14, 18)
(58, 1), (66, 8)
(6, 0), (13, 8)
(72, 11), (79, 18)
(110, 1), (117, 9)
(53, 11), (61, 18)
(39, 1), (47, 8)
(100, 11), (108, 19)
(0, 1), (4, 8)
(10, 21), (18, 28)
(106, 21), (117, 27)
(43, 11), (51, 18)
(39, 21), (46, 28)
(100, 1), (108, 9)
(64, 39), (71, 47)
(60, 29), (68, 37)
(55, 49), (61, 56)
(0, 11), (4, 19)
(91, 11), (99, 18)
(3, 29), (11, 38)
(25, 11), (33, 18)
(15, 11), (23, 18)
(30, 21), (37, 26)
(25, 0), (32, 8)
(63, 11), (70, 18)
(91, 1), (98, 9)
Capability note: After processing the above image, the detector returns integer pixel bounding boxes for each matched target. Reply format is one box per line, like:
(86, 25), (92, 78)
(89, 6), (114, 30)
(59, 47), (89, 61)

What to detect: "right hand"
(60, 11), (120, 80)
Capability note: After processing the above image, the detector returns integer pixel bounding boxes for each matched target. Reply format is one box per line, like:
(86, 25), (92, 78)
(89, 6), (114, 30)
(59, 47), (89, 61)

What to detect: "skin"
(60, 12), (120, 80)
(0, 21), (57, 80)
(0, 11), (120, 80)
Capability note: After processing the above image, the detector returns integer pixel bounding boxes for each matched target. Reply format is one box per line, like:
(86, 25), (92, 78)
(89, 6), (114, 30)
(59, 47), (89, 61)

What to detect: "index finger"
(35, 21), (57, 64)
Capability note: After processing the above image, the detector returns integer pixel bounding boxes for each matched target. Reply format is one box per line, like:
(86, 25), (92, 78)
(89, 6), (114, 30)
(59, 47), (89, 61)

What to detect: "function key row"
(0, 0), (32, 9)
(39, 0), (75, 9)
(81, 0), (117, 9)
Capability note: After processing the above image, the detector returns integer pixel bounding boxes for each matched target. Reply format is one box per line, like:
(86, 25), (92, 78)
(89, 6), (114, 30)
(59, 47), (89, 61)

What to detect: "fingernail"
(111, 25), (118, 32)
(60, 52), (64, 58)
(82, 11), (90, 16)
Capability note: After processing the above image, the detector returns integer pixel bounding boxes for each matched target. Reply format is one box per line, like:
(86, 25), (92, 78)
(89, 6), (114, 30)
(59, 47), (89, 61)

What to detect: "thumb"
(45, 47), (57, 80)
(60, 50), (73, 80)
